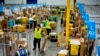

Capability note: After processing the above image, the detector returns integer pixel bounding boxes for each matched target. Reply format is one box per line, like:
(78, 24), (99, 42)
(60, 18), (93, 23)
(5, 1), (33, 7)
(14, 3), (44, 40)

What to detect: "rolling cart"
(49, 32), (57, 42)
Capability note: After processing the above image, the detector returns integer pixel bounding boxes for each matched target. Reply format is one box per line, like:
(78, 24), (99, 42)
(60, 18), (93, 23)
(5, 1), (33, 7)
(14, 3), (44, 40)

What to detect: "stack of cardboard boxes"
(0, 31), (28, 56)
(13, 24), (26, 32)
(10, 34), (28, 51)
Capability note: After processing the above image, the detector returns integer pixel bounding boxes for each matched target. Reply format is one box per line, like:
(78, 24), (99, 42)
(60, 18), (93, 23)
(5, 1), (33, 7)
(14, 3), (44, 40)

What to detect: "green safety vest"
(33, 15), (36, 21)
(46, 20), (51, 29)
(34, 28), (42, 39)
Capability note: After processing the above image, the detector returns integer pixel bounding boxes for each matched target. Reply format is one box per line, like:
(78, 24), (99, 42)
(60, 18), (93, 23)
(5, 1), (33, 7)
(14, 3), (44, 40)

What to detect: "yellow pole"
(66, 0), (70, 46)
(72, 0), (75, 10)
(22, 0), (24, 4)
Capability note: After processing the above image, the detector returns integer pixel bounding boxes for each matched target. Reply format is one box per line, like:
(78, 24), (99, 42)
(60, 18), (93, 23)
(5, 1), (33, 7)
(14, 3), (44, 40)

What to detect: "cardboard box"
(9, 34), (17, 43)
(0, 19), (8, 29)
(21, 17), (28, 23)
(17, 40), (25, 44)
(0, 30), (4, 36)
(40, 36), (48, 52)
(13, 24), (26, 32)
(57, 49), (69, 56)
(98, 29), (100, 34)
(13, 40), (18, 51)
(63, 20), (66, 27)
(50, 21), (56, 29)
(17, 38), (28, 49)
(22, 42), (28, 49)
(41, 27), (47, 34)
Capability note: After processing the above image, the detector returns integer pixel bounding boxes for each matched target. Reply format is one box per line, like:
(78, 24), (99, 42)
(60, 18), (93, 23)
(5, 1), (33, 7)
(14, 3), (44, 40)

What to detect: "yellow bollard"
(57, 32), (62, 47)
(22, 0), (24, 4)
(72, 0), (75, 10)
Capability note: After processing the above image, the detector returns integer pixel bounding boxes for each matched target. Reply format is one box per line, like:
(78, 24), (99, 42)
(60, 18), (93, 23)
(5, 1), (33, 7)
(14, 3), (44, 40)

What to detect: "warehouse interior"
(0, 0), (100, 56)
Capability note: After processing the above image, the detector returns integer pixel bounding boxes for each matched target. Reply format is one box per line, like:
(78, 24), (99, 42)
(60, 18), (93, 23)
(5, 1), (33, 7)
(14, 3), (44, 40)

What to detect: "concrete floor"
(0, 5), (100, 56)
(0, 46), (3, 56)
(26, 17), (65, 56)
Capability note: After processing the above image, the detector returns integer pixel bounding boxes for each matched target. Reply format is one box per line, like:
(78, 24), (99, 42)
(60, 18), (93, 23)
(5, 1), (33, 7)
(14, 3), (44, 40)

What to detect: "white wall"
(38, 0), (66, 6)
(38, 0), (100, 5)
(4, 0), (100, 5)
(5, 0), (66, 5)
(77, 0), (100, 5)
(5, 0), (26, 4)
(38, 0), (100, 6)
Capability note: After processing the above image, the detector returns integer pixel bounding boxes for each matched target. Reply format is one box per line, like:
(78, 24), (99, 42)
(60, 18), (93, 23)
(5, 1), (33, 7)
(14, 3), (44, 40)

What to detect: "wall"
(38, 0), (100, 5)
(4, 0), (100, 5)
(77, 0), (100, 5)
(4, 0), (66, 5)
(38, 0), (66, 6)
(27, 0), (37, 4)
(0, 0), (4, 4)
(5, 0), (26, 4)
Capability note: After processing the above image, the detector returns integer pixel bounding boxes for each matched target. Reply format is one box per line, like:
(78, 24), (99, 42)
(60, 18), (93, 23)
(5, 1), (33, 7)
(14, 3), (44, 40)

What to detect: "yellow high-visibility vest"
(46, 20), (51, 29)
(58, 6), (61, 12)
(60, 13), (63, 19)
(34, 28), (42, 39)
(33, 15), (36, 21)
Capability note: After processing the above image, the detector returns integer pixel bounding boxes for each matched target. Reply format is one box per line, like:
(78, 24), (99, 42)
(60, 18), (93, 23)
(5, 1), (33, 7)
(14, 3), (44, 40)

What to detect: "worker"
(15, 45), (30, 56)
(32, 24), (44, 51)
(21, 9), (28, 17)
(89, 41), (94, 56)
(32, 13), (37, 29)
(28, 15), (33, 29)
(46, 17), (51, 35)
(60, 12), (63, 24)
(41, 15), (46, 27)
(74, 0), (76, 7)
(70, 10), (74, 24)
(8, 16), (15, 31)
(57, 6), (61, 15)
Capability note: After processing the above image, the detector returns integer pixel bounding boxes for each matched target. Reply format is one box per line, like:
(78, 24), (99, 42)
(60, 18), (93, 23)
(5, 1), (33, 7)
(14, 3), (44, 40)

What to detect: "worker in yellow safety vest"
(46, 17), (51, 35)
(32, 24), (43, 51)
(57, 6), (61, 15)
(60, 12), (63, 24)
(32, 13), (37, 29)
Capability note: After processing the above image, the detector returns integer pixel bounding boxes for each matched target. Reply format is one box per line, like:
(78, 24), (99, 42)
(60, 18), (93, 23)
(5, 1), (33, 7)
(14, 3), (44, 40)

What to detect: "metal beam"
(66, 0), (70, 46)
(0, 43), (10, 46)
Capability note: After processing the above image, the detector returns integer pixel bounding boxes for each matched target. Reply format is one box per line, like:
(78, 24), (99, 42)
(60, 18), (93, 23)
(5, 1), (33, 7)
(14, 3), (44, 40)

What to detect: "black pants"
(89, 43), (94, 56)
(33, 38), (41, 49)
(33, 21), (37, 29)
(89, 46), (93, 56)
(27, 23), (33, 29)
(61, 19), (63, 24)
(47, 28), (51, 35)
